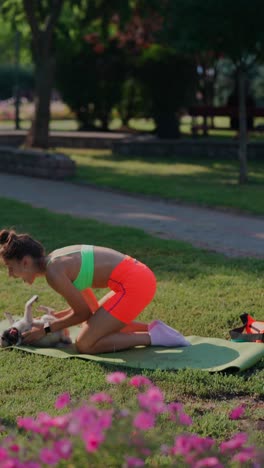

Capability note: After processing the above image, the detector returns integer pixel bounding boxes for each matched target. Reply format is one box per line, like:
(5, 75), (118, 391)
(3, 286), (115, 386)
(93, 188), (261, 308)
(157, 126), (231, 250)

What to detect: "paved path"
(0, 173), (264, 259)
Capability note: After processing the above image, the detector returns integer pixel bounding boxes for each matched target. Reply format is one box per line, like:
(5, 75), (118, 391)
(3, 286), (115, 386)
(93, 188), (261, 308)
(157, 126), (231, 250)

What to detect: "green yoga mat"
(0, 320), (263, 372)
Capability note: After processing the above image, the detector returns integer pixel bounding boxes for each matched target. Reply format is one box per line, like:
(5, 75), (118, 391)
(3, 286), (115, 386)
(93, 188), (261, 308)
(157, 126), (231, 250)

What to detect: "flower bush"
(0, 372), (262, 467)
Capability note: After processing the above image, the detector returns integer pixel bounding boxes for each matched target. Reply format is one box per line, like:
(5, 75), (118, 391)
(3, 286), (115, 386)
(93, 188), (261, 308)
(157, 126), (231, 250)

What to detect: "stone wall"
(112, 137), (264, 160)
(0, 130), (126, 149)
(1, 131), (264, 163)
(0, 146), (76, 179)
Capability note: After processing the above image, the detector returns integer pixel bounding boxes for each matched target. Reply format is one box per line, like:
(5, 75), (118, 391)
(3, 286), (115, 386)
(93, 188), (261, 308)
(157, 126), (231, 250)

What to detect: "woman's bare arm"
(45, 269), (95, 331)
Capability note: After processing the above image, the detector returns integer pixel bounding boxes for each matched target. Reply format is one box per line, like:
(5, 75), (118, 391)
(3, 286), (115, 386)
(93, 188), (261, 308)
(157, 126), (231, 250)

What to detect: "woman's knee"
(75, 338), (96, 354)
(75, 332), (97, 354)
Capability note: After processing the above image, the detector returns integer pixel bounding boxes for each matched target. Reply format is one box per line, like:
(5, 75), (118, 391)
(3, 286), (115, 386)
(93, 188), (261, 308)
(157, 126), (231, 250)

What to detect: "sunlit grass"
(61, 148), (264, 215)
(0, 197), (263, 446)
(1, 113), (264, 139)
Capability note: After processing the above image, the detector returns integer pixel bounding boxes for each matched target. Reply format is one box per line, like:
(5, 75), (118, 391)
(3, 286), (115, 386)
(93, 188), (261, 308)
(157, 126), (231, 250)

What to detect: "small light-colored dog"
(0, 295), (71, 348)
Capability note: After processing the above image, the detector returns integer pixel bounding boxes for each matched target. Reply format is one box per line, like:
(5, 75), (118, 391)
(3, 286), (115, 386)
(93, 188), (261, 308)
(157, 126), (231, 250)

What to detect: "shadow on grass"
(71, 152), (264, 187)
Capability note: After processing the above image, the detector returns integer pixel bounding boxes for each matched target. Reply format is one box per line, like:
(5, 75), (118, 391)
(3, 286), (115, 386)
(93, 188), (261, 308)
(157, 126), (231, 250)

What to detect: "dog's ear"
(4, 312), (14, 325)
(1, 328), (19, 346)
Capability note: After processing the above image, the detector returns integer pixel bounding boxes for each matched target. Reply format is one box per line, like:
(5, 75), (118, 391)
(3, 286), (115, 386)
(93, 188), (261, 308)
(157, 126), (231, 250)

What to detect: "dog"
(0, 295), (72, 348)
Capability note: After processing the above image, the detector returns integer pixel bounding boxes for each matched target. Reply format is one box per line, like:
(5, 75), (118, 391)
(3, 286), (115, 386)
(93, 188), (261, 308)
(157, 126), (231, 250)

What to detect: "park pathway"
(0, 173), (263, 258)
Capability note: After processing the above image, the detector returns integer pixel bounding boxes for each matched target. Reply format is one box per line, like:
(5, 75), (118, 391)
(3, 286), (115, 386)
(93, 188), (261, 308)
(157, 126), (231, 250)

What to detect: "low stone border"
(112, 136), (264, 159)
(0, 130), (127, 149)
(1, 131), (264, 162)
(0, 146), (76, 179)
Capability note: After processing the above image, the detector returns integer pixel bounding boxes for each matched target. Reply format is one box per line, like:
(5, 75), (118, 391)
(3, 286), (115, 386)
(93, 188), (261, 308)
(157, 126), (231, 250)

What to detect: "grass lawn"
(61, 148), (264, 216)
(0, 198), (263, 451)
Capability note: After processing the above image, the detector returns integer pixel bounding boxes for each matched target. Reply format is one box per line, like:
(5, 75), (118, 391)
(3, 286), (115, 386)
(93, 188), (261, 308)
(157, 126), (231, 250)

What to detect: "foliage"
(0, 13), (32, 66)
(55, 32), (127, 130)
(163, 0), (264, 62)
(55, 0), (165, 130)
(136, 45), (197, 137)
(0, 64), (34, 100)
(0, 372), (262, 467)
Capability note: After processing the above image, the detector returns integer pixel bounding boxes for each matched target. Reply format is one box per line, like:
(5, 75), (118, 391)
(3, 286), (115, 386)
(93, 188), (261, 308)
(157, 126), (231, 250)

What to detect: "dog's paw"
(26, 295), (39, 307)
(4, 312), (14, 324)
(38, 305), (55, 316)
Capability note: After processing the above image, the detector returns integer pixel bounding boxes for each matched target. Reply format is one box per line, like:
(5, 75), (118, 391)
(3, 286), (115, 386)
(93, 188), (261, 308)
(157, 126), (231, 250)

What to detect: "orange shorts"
(102, 256), (156, 324)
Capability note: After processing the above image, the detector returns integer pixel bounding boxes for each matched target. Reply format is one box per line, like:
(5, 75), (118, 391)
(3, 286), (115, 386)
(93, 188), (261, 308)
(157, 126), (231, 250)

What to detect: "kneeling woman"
(0, 229), (188, 352)
(0, 229), (159, 353)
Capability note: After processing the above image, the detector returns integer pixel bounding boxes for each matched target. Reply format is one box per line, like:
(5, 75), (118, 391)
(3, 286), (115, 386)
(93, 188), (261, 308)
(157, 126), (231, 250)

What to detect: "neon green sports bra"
(47, 245), (94, 290)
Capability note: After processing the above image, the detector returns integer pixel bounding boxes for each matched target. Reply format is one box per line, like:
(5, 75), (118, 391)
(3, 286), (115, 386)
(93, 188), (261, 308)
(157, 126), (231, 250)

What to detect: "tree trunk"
(238, 67), (248, 184)
(23, 0), (64, 148)
(25, 54), (55, 148)
(154, 111), (180, 139)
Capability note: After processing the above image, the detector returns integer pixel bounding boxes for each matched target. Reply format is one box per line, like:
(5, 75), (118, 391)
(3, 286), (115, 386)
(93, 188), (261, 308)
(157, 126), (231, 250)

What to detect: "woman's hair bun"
(0, 229), (15, 245)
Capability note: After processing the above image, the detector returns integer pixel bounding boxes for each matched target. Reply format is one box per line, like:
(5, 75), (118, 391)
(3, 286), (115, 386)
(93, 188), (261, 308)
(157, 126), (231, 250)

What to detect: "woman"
(0, 229), (188, 353)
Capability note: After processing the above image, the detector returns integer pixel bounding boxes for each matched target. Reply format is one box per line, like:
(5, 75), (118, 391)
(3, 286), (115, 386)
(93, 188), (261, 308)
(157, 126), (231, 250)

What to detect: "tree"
(136, 45), (197, 138)
(55, 0), (166, 131)
(22, 0), (64, 148)
(2, 0), (64, 148)
(164, 0), (264, 183)
(55, 0), (131, 131)
(0, 11), (32, 65)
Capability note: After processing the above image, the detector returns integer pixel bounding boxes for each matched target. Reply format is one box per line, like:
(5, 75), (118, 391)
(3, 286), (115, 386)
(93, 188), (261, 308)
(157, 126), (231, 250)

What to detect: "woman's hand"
(22, 326), (45, 344)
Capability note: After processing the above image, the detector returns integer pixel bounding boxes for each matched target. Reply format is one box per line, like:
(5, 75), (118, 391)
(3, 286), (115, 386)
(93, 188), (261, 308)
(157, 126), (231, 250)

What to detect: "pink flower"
(146, 386), (164, 402)
(9, 444), (20, 453)
(106, 371), (127, 384)
(178, 411), (193, 426)
(167, 402), (183, 415)
(125, 456), (145, 467)
(229, 406), (245, 420)
(17, 416), (39, 432)
(129, 375), (152, 387)
(55, 392), (71, 409)
(220, 433), (248, 452)
(90, 392), (113, 404)
(0, 447), (8, 461)
(39, 447), (60, 465)
(137, 386), (165, 414)
(172, 434), (215, 458)
(53, 439), (72, 459)
(97, 410), (113, 430)
(232, 447), (256, 463)
(51, 415), (69, 429)
(1, 460), (21, 468)
(20, 463), (41, 468)
(83, 431), (105, 453)
(37, 412), (54, 433)
(194, 457), (223, 467)
(133, 411), (155, 430)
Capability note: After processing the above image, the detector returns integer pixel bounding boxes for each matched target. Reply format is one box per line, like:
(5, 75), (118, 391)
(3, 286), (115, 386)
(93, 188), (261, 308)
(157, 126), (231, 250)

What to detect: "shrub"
(0, 372), (262, 467)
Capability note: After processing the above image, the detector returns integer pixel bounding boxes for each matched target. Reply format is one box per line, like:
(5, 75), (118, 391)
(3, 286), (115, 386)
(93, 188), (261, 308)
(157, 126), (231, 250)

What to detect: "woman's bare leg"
(120, 322), (148, 333)
(75, 307), (151, 354)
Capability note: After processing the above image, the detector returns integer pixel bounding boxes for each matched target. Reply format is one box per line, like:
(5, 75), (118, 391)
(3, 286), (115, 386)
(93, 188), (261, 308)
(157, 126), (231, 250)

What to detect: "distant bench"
(188, 105), (264, 135)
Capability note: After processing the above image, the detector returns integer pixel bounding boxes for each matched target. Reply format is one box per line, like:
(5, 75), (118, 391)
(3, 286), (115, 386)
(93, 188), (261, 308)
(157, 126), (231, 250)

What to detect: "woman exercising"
(0, 229), (189, 353)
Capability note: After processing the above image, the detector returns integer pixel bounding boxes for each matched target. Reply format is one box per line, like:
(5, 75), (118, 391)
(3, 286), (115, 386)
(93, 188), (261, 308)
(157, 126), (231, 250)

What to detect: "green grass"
(61, 148), (264, 215)
(0, 119), (79, 131)
(1, 114), (264, 139)
(0, 197), (263, 448)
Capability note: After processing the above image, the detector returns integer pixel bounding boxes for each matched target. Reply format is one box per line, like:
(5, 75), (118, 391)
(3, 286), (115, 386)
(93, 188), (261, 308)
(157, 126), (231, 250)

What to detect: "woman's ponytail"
(0, 229), (14, 245)
(0, 229), (45, 261)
